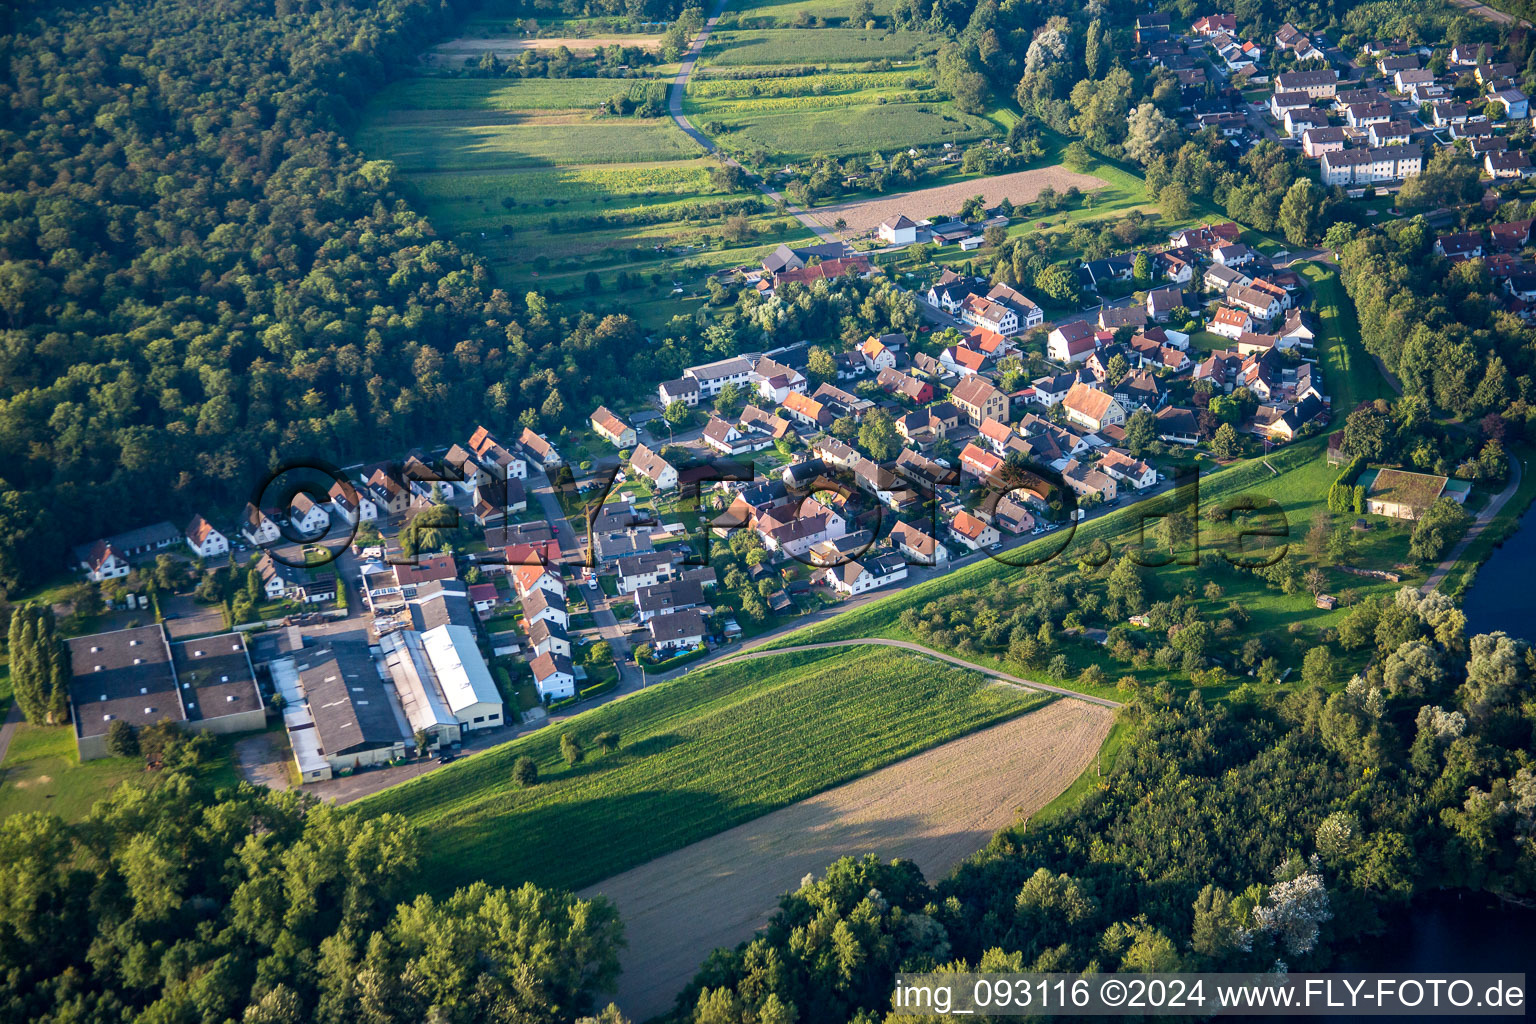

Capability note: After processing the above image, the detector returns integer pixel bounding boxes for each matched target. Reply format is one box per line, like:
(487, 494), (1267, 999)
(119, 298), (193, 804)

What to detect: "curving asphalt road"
(1421, 456), (1526, 594)
(667, 0), (840, 242)
(713, 638), (1125, 708)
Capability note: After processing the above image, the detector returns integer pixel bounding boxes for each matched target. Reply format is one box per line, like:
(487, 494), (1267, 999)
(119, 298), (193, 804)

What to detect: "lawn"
(699, 27), (942, 65)
(1300, 261), (1395, 413)
(351, 645), (1049, 894)
(369, 77), (653, 113)
(355, 113), (701, 171)
(0, 724), (142, 821)
(700, 100), (998, 162)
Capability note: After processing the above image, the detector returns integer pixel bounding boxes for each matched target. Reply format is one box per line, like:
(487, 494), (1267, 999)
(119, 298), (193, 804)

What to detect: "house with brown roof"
(184, 515), (229, 559)
(1062, 459), (1119, 502)
(876, 366), (934, 404)
(1062, 382), (1127, 433)
(950, 376), (1007, 426)
(241, 502), (281, 546)
(629, 443), (678, 491)
(519, 427), (562, 467)
(589, 406), (635, 447)
(959, 442), (1003, 482)
(887, 520), (947, 565)
(949, 510), (1000, 551)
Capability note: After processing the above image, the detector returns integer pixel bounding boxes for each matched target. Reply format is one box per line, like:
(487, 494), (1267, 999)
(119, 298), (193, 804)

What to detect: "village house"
(1273, 68), (1339, 99)
(1155, 406), (1201, 445)
(1062, 459), (1119, 502)
(876, 366), (934, 404)
(527, 618), (571, 660)
(959, 442), (1003, 482)
(634, 578), (711, 623)
(751, 356), (807, 403)
(950, 375), (1008, 426)
(184, 515), (228, 559)
(241, 503), (281, 546)
(1062, 382), (1127, 433)
(878, 214), (918, 245)
(288, 493), (331, 537)
(703, 415), (773, 456)
(949, 509), (1000, 551)
(1146, 286), (1184, 322)
(530, 652), (576, 701)
(328, 480), (377, 525)
(657, 376), (701, 407)
(1301, 125), (1348, 158)
(824, 551), (909, 595)
(1358, 467), (1472, 519)
(1048, 320), (1099, 363)
(629, 443), (679, 492)
(1099, 305), (1148, 332)
(1209, 305), (1253, 339)
(1098, 449), (1158, 490)
(647, 607), (708, 654)
(887, 520), (948, 565)
(589, 406), (636, 448)
(519, 427), (562, 467)
(858, 335), (900, 373)
(684, 355), (756, 398)
(472, 478), (527, 526)
(1487, 151), (1535, 179)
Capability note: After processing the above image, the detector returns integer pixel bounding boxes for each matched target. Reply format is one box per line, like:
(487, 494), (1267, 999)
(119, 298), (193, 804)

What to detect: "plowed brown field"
(579, 697), (1114, 1021)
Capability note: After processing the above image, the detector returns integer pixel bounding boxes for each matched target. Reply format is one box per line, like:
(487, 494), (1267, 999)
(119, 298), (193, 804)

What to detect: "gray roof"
(634, 579), (706, 615)
(68, 624), (182, 739)
(170, 632), (263, 724)
(648, 607), (707, 643)
(408, 580), (475, 631)
(296, 641), (404, 758)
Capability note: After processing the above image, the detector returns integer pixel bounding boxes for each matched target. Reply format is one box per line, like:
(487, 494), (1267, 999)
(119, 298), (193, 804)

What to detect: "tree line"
(0, 0), (665, 594)
(668, 588), (1536, 1021)
(0, 730), (630, 1024)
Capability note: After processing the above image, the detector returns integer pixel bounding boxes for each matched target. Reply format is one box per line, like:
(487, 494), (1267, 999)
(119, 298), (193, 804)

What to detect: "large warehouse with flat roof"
(67, 625), (265, 761)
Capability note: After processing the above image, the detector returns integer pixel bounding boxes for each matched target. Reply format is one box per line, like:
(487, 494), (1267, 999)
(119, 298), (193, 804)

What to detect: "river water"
(1324, 892), (1535, 1021)
(1459, 504), (1536, 643)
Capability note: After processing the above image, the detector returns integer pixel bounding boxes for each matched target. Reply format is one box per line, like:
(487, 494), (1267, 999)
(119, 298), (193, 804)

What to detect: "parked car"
(436, 753), (455, 764)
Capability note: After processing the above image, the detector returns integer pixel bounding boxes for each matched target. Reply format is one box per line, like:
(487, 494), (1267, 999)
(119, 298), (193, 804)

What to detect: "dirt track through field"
(579, 698), (1114, 1021)
(808, 166), (1108, 235)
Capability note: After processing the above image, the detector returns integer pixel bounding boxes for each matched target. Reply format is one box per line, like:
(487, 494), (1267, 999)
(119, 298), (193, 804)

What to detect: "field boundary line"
(713, 638), (1123, 708)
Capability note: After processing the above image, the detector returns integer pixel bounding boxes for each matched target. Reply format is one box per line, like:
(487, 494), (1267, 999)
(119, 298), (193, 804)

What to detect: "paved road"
(713, 638), (1123, 708)
(667, 0), (838, 243)
(1449, 0), (1532, 27)
(1422, 457), (1526, 593)
(0, 703), (24, 767)
(527, 469), (638, 682)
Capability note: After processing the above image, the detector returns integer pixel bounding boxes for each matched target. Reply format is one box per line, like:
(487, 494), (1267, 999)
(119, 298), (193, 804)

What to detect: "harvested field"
(580, 698), (1114, 1022)
(808, 165), (1109, 234)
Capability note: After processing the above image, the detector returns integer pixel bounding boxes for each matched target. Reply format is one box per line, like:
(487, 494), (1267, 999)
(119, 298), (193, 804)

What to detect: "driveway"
(234, 732), (292, 791)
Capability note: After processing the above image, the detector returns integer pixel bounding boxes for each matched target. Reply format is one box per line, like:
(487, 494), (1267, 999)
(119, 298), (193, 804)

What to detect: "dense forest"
(1337, 212), (1536, 422)
(0, 0), (672, 593)
(0, 730), (627, 1024)
(670, 591), (1536, 1023)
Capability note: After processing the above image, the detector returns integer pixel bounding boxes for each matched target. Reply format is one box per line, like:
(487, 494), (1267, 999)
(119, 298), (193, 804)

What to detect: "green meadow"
(352, 646), (1049, 894)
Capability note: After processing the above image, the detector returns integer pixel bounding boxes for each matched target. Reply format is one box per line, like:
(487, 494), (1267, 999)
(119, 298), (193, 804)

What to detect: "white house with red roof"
(1048, 320), (1098, 363)
(184, 515), (229, 559)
